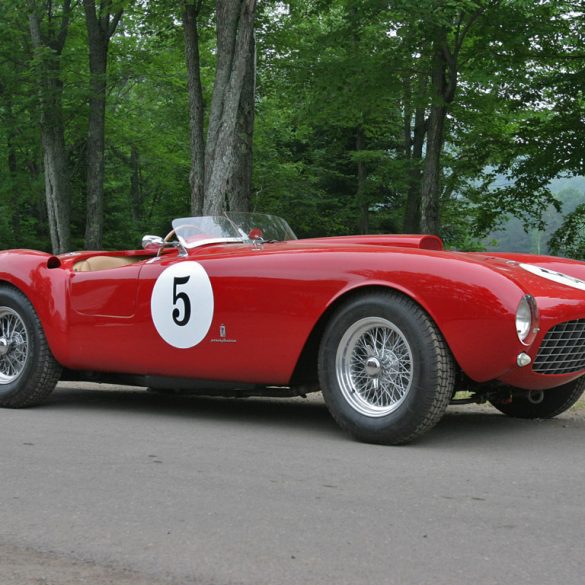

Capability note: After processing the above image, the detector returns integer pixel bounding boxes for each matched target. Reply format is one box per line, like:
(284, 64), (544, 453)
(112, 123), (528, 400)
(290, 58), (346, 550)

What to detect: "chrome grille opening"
(533, 319), (585, 374)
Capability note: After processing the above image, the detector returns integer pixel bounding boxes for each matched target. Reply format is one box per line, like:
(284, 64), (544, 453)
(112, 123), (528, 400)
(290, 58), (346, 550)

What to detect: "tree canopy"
(0, 0), (583, 255)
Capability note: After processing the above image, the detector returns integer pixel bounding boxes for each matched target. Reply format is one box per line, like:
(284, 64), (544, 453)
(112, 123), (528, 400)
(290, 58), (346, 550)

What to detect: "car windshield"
(172, 213), (297, 249)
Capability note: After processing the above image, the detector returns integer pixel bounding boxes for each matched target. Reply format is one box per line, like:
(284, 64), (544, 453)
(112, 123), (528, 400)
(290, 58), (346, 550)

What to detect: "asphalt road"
(1, 382), (585, 585)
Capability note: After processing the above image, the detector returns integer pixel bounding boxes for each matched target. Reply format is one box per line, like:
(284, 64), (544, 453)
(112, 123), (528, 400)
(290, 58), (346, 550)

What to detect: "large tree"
(183, 0), (257, 215)
(0, 0), (582, 255)
(417, 0), (499, 235)
(183, 1), (206, 215)
(253, 0), (403, 235)
(28, 0), (74, 253)
(83, 0), (124, 249)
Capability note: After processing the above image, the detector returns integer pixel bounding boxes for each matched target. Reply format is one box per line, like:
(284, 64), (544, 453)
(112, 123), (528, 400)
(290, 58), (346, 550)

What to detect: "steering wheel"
(163, 229), (176, 243)
(159, 225), (208, 256)
(154, 229), (176, 257)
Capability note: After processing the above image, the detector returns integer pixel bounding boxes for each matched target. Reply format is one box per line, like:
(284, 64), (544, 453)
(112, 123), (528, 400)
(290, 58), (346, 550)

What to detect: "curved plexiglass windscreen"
(226, 212), (297, 242)
(172, 213), (297, 249)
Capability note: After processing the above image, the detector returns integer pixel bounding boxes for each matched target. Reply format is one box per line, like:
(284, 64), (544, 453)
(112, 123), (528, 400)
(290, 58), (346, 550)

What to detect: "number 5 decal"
(172, 276), (191, 326)
(151, 262), (214, 348)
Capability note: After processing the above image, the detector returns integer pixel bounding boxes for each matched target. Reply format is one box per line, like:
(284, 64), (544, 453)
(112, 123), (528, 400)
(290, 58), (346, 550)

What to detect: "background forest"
(0, 0), (583, 256)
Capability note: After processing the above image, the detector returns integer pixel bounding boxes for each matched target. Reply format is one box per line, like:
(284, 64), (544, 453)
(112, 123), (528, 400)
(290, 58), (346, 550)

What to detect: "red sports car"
(1, 212), (585, 444)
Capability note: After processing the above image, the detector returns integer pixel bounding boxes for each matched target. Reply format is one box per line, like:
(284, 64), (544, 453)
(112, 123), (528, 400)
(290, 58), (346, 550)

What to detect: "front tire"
(0, 286), (61, 407)
(490, 377), (585, 419)
(318, 292), (455, 445)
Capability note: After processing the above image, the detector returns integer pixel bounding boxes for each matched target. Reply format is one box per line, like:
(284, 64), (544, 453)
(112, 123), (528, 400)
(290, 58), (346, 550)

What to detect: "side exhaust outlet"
(528, 391), (544, 404)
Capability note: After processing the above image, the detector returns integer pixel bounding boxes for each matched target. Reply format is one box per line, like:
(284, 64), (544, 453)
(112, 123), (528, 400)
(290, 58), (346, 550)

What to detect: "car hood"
(281, 238), (585, 301)
(461, 252), (585, 298)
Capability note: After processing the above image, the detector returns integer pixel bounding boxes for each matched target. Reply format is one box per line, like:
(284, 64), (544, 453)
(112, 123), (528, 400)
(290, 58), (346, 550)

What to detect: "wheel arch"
(0, 278), (38, 309)
(0, 267), (69, 366)
(290, 283), (459, 386)
(0, 280), (62, 406)
(0, 276), (25, 293)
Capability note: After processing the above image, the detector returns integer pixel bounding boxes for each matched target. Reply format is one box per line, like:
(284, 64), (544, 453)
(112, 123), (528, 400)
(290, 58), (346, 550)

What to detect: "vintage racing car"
(1, 212), (585, 444)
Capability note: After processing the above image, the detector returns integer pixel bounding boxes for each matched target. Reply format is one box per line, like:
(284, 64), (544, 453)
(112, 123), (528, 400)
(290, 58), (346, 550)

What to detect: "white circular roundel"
(519, 263), (585, 292)
(151, 262), (214, 348)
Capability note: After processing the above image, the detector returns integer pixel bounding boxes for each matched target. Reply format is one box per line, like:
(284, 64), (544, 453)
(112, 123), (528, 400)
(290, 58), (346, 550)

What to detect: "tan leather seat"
(73, 256), (141, 272)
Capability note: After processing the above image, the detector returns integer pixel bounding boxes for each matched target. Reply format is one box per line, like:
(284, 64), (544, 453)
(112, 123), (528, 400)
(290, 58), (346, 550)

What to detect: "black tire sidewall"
(319, 293), (451, 443)
(0, 289), (41, 400)
(491, 377), (585, 419)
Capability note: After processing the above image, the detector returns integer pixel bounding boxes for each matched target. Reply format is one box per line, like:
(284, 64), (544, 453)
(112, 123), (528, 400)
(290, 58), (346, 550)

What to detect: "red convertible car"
(1, 212), (585, 444)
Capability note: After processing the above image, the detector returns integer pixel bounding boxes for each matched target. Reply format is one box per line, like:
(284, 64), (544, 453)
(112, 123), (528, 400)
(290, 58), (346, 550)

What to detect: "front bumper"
(499, 316), (585, 390)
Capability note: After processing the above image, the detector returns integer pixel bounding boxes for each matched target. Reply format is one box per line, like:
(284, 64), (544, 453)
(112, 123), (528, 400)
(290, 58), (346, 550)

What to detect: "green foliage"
(0, 0), (583, 251)
(548, 182), (585, 259)
(549, 204), (585, 260)
(254, 0), (409, 236)
(485, 181), (585, 255)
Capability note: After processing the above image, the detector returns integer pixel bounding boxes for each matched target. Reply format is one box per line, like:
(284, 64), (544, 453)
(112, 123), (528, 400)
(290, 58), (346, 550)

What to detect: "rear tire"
(490, 377), (585, 419)
(0, 286), (61, 407)
(318, 291), (455, 445)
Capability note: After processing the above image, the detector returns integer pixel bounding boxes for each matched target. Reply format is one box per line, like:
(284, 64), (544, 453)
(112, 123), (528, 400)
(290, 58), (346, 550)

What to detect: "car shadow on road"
(43, 382), (585, 448)
(427, 406), (585, 449)
(48, 383), (339, 436)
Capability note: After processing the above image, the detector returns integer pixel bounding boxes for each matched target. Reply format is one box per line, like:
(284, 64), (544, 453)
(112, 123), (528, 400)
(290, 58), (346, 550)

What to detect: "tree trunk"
(419, 30), (451, 235)
(4, 99), (21, 240)
(356, 127), (368, 234)
(403, 70), (427, 233)
(183, 1), (206, 216)
(83, 0), (123, 249)
(419, 104), (446, 235)
(130, 145), (142, 223)
(203, 0), (257, 214)
(84, 32), (107, 249)
(227, 27), (255, 212)
(29, 2), (72, 254)
(204, 0), (241, 191)
(418, 5), (490, 235)
(40, 117), (71, 252)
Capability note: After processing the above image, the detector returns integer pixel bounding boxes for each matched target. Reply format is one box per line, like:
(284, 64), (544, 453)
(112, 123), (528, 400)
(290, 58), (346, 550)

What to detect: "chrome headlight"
(516, 295), (538, 345)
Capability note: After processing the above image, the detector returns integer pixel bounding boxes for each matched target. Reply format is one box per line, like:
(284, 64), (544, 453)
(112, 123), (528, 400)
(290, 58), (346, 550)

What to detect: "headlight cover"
(516, 295), (538, 345)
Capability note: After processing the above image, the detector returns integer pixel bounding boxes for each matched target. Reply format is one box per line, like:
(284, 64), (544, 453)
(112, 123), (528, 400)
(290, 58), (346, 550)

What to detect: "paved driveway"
(1, 383), (584, 585)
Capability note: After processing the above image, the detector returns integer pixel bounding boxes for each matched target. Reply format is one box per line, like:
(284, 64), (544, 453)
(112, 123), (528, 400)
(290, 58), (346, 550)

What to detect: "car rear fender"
(0, 251), (70, 364)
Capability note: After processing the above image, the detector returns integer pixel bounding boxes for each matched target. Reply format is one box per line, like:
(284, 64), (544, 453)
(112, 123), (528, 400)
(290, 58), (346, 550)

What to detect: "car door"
(132, 245), (326, 385)
(134, 251), (249, 381)
(70, 263), (142, 318)
(66, 260), (147, 371)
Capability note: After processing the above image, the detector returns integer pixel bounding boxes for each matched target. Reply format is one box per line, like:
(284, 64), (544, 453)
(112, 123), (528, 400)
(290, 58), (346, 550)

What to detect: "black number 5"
(172, 276), (191, 326)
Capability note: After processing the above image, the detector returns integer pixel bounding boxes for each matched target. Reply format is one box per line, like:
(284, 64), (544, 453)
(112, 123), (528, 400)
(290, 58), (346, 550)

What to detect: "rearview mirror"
(142, 235), (164, 252)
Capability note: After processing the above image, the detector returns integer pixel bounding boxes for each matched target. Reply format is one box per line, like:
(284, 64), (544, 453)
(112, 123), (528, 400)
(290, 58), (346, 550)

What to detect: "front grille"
(533, 319), (585, 374)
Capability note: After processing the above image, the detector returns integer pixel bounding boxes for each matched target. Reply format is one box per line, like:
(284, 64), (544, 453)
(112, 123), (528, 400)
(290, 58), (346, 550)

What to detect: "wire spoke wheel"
(0, 287), (61, 408)
(0, 307), (29, 384)
(336, 317), (413, 417)
(319, 292), (455, 445)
